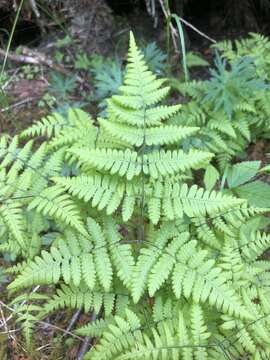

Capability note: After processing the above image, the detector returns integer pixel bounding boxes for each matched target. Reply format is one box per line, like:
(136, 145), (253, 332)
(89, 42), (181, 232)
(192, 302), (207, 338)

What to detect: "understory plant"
(172, 37), (270, 170)
(1, 33), (270, 359)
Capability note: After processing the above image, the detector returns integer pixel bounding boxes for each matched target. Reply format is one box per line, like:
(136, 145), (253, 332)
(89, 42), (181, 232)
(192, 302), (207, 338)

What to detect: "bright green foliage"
(203, 54), (266, 118)
(212, 160), (270, 208)
(44, 283), (130, 317)
(172, 35), (270, 170)
(214, 33), (270, 79)
(1, 32), (270, 359)
(226, 161), (261, 188)
(89, 41), (167, 114)
(11, 293), (49, 349)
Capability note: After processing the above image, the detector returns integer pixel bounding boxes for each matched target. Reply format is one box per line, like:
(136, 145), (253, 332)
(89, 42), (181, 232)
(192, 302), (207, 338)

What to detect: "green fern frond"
(11, 293), (48, 349)
(132, 231), (250, 320)
(69, 147), (212, 180)
(104, 217), (134, 288)
(8, 217), (131, 293)
(148, 182), (245, 224)
(84, 303), (220, 360)
(76, 317), (113, 337)
(21, 112), (68, 138)
(108, 100), (181, 127)
(0, 201), (25, 248)
(28, 185), (86, 236)
(4, 31), (270, 359)
(99, 118), (199, 147)
(239, 231), (270, 261)
(44, 283), (129, 316)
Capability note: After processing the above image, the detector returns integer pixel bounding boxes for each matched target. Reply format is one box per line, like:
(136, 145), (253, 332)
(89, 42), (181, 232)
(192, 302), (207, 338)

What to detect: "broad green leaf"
(227, 161), (260, 188)
(235, 180), (270, 207)
(204, 164), (219, 190)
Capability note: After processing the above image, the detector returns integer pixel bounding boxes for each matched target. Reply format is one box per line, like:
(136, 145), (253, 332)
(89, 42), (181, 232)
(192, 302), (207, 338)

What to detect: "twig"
(0, 286), (40, 325)
(28, 0), (40, 17)
(177, 17), (216, 44)
(0, 299), (84, 341)
(77, 336), (91, 360)
(13, 0), (18, 11)
(158, 0), (179, 53)
(0, 47), (84, 83)
(76, 312), (97, 360)
(38, 321), (83, 341)
(64, 307), (83, 336)
(158, 0), (216, 54)
(36, 343), (51, 351)
(0, 329), (18, 334)
(1, 97), (36, 113)
(0, 305), (9, 334)
(0, 301), (15, 346)
(28, 0), (46, 34)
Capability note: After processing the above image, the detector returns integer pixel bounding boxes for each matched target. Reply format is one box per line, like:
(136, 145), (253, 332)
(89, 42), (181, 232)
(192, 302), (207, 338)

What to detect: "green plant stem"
(165, 0), (171, 71)
(171, 14), (189, 81)
(0, 0), (25, 84)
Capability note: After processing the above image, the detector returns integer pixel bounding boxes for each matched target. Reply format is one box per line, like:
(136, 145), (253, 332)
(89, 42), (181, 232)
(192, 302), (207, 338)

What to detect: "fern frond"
(21, 112), (68, 138)
(76, 317), (113, 337)
(84, 303), (219, 360)
(133, 232), (250, 319)
(104, 218), (134, 288)
(44, 283), (129, 316)
(11, 293), (48, 349)
(148, 182), (245, 224)
(28, 185), (87, 236)
(99, 118), (199, 146)
(108, 100), (181, 127)
(86, 217), (113, 292)
(239, 231), (270, 261)
(69, 148), (212, 180)
(0, 201), (25, 248)
(8, 218), (128, 292)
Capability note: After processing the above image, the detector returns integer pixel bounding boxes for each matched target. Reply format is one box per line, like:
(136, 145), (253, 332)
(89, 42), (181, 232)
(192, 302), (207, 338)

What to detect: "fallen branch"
(0, 97), (36, 113)
(77, 336), (91, 360)
(76, 311), (97, 360)
(0, 47), (84, 83)
(64, 307), (83, 336)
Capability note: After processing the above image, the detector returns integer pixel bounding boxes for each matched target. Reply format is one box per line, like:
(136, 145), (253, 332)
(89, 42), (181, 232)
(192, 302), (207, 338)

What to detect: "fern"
(203, 53), (266, 119)
(2, 32), (270, 359)
(172, 50), (269, 170)
(44, 283), (130, 316)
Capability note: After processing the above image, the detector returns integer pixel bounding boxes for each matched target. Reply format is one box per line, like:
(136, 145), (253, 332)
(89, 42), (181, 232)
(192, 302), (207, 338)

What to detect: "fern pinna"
(1, 32), (270, 359)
